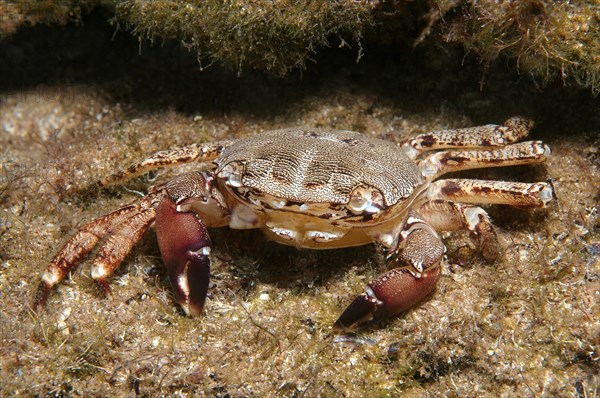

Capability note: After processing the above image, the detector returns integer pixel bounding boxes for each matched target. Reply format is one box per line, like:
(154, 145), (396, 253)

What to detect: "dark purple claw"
(333, 266), (441, 331)
(155, 198), (212, 316)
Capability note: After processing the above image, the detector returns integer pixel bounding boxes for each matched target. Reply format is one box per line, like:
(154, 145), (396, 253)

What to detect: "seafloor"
(1, 13), (598, 398)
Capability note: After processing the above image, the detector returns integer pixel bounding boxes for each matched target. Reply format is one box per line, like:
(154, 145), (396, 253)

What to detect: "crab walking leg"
(419, 140), (551, 181)
(155, 197), (212, 317)
(91, 208), (157, 295)
(100, 141), (229, 187)
(401, 117), (533, 159)
(334, 210), (445, 331)
(428, 179), (555, 208)
(34, 193), (163, 311)
(418, 200), (500, 261)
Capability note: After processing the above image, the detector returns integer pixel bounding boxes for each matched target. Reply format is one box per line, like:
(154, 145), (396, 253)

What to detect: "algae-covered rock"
(437, 0), (600, 95)
(1, 0), (599, 92)
(112, 0), (600, 92)
(0, 0), (111, 36)
(114, 0), (378, 76)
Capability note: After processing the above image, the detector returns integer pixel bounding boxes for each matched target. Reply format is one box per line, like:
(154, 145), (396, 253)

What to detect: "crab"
(34, 117), (554, 330)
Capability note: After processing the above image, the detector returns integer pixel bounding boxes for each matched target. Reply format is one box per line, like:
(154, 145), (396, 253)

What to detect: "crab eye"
(227, 173), (243, 187)
(348, 195), (368, 212)
(218, 163), (244, 188)
(347, 186), (385, 214)
(270, 198), (287, 209)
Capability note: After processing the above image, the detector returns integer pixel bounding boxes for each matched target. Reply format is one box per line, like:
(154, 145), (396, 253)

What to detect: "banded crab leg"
(35, 171), (219, 317)
(422, 178), (554, 260)
(100, 141), (230, 186)
(400, 117), (551, 180)
(37, 135), (229, 314)
(34, 190), (165, 311)
(400, 117), (534, 159)
(418, 200), (500, 261)
(428, 179), (555, 208)
(419, 141), (550, 181)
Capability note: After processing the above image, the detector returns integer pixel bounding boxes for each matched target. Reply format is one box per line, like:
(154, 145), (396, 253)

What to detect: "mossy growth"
(114, 0), (377, 76)
(438, 0), (600, 95)
(2, 1), (599, 93)
(113, 0), (600, 92)
(0, 0), (112, 37)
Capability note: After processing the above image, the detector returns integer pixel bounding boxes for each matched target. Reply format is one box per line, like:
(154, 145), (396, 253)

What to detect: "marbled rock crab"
(34, 117), (554, 330)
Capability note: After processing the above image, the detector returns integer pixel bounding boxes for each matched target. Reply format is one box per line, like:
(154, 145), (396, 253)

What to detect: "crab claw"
(155, 198), (211, 317)
(333, 266), (441, 331)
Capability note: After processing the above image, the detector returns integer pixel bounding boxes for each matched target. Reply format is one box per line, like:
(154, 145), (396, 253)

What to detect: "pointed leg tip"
(94, 278), (112, 298)
(505, 116), (534, 131)
(33, 281), (51, 313)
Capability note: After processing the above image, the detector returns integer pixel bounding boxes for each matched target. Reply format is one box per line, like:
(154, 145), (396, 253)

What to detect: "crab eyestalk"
(155, 197), (211, 317)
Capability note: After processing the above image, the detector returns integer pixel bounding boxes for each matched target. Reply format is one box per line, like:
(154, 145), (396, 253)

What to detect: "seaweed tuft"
(440, 0), (600, 94)
(115, 0), (377, 76)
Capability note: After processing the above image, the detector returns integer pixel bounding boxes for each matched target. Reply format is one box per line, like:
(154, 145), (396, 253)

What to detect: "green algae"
(2, 1), (599, 93)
